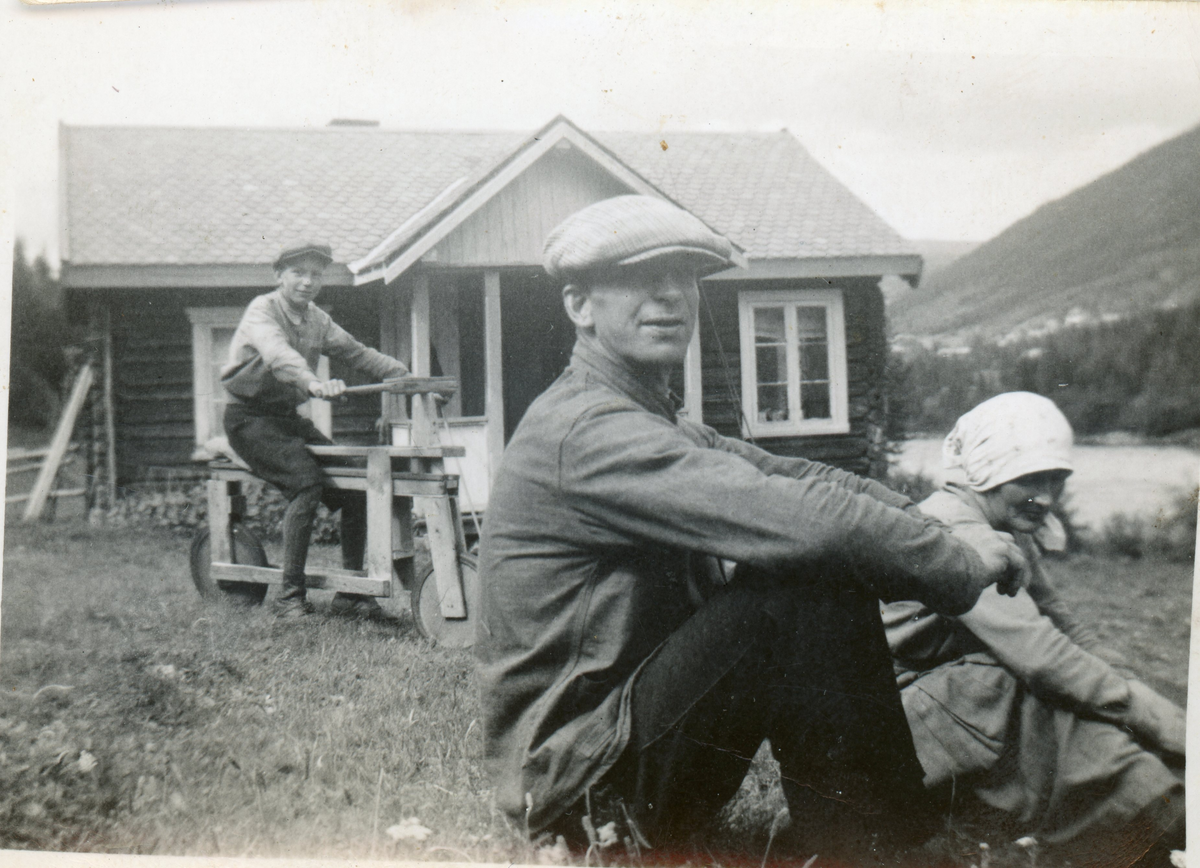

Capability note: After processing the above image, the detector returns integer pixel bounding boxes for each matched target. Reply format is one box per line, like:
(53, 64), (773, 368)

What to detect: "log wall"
(697, 277), (889, 478)
(72, 275), (891, 485)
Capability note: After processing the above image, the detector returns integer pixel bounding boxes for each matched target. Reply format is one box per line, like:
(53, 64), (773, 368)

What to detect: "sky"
(2, 0), (1200, 270)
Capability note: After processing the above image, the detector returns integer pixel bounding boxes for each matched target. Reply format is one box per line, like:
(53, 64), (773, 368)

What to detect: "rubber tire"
(190, 525), (270, 606)
(412, 554), (479, 648)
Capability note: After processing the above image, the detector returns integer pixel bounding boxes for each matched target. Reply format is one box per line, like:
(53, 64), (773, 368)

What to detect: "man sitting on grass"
(475, 195), (1031, 863)
(221, 241), (409, 619)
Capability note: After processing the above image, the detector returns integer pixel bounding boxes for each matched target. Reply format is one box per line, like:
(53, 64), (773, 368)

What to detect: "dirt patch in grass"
(1, 520), (1190, 866)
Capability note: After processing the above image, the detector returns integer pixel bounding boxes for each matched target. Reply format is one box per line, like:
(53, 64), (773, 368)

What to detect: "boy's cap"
(543, 195), (741, 280)
(274, 242), (333, 270)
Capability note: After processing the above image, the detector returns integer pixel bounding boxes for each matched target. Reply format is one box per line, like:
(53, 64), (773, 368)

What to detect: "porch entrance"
(500, 270), (577, 441)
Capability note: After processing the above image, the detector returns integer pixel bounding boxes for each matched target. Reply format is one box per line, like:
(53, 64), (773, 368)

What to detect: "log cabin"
(60, 115), (922, 510)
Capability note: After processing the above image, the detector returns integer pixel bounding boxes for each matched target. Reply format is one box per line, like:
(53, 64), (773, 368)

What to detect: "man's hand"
(946, 523), (1032, 609)
(970, 531), (1031, 598)
(307, 379), (347, 399)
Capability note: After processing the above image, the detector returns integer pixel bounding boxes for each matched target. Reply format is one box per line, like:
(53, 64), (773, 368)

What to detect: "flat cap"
(543, 195), (739, 280)
(274, 241), (333, 270)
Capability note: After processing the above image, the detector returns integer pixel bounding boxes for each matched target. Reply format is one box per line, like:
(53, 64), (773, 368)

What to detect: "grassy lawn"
(1, 521), (497, 861)
(0, 519), (1190, 865)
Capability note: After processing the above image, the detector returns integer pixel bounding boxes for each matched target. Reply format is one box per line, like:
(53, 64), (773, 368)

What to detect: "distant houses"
(60, 115), (923, 505)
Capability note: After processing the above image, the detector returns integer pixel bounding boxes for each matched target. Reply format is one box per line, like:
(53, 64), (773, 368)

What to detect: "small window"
(738, 290), (849, 437)
(187, 306), (330, 457)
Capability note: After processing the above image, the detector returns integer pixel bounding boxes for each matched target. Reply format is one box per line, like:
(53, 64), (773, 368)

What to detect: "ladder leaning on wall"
(8, 361), (95, 522)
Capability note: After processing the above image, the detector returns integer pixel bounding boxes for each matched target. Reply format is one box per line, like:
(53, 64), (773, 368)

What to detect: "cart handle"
(340, 376), (458, 397)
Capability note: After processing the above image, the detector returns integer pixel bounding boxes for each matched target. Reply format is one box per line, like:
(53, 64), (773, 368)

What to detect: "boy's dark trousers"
(224, 402), (367, 599)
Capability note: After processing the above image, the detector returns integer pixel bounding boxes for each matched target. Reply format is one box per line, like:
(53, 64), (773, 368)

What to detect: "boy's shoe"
(330, 593), (385, 620)
(275, 587), (314, 619)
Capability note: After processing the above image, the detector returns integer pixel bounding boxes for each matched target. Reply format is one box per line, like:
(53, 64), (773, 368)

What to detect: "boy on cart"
(221, 241), (409, 619)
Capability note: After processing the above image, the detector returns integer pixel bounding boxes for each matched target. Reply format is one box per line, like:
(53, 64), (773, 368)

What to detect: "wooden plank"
(410, 273), (433, 445)
(210, 563), (393, 597)
(378, 285), (400, 423)
(103, 305), (118, 506)
(393, 497), (415, 591)
(307, 445), (465, 459)
(208, 467), (455, 497)
(395, 478), (457, 497)
(449, 490), (469, 558)
(365, 451), (394, 581)
(7, 444), (78, 461)
(329, 476), (451, 497)
(484, 269), (505, 483)
(63, 262), (352, 290)
(423, 495), (465, 618)
(275, 466), (459, 486)
(88, 299), (105, 509)
(7, 462), (48, 476)
(208, 479), (233, 563)
(24, 363), (94, 522)
(340, 376), (458, 397)
(392, 288), (412, 424)
(6, 488), (87, 505)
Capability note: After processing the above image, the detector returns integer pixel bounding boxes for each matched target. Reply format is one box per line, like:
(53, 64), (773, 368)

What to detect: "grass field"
(0, 519), (1191, 866)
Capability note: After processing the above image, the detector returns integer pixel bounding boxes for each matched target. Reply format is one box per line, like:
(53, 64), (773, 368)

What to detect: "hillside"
(889, 122), (1200, 340)
(913, 239), (980, 280)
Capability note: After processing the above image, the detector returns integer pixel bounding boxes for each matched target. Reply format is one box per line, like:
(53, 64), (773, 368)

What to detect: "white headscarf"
(943, 392), (1074, 492)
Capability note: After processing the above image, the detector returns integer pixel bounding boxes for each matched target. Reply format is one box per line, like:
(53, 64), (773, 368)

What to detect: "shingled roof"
(596, 131), (915, 261)
(61, 125), (525, 268)
(60, 117), (918, 283)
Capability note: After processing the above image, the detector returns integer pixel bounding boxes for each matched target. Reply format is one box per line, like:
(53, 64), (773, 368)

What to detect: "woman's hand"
(1125, 680), (1186, 759)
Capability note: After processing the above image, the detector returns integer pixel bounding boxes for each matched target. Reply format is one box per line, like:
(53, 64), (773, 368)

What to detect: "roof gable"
(351, 115), (677, 284)
(424, 143), (636, 269)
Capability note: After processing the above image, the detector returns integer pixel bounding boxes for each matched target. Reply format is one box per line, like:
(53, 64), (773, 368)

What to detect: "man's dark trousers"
(550, 563), (936, 860)
(224, 402), (367, 592)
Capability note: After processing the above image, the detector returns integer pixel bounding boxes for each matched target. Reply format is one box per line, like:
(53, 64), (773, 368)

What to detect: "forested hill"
(889, 122), (1200, 340)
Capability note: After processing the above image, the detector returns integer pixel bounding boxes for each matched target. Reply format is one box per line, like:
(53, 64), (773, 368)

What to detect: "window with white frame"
(737, 289), (849, 437)
(186, 306), (330, 456)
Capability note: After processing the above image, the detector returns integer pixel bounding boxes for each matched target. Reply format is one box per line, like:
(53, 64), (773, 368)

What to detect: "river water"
(892, 440), (1200, 531)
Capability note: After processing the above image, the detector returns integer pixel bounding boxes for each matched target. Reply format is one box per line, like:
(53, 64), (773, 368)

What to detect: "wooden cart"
(188, 378), (479, 647)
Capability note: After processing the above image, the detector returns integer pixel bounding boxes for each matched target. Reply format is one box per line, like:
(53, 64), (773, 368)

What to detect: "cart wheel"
(412, 554), (479, 648)
(190, 525), (270, 606)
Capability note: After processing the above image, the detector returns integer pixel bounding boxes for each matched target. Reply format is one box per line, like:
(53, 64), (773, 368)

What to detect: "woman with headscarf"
(882, 392), (1185, 864)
